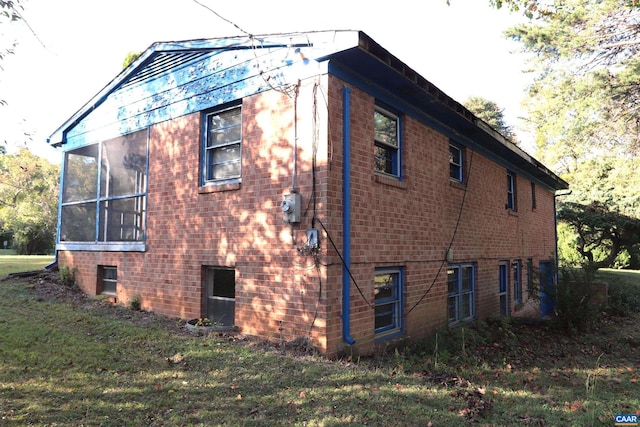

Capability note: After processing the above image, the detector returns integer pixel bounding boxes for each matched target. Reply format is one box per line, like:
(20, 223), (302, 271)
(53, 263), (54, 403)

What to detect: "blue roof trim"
(324, 32), (567, 191)
(47, 31), (358, 148)
(328, 61), (557, 190)
(47, 30), (567, 190)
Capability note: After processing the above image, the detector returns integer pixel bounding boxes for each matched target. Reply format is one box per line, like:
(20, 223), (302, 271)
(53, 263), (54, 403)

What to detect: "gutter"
(45, 250), (58, 271)
(342, 86), (355, 345)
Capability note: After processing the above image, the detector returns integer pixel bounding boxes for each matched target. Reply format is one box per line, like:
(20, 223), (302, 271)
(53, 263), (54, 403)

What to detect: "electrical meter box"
(281, 192), (301, 223)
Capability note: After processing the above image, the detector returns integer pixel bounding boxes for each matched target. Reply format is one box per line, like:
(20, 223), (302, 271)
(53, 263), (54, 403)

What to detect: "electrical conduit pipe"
(342, 87), (355, 345)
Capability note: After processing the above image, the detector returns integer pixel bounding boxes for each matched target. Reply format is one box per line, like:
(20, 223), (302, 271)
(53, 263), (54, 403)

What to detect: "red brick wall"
(323, 76), (557, 355)
(59, 73), (558, 357)
(59, 81), (332, 350)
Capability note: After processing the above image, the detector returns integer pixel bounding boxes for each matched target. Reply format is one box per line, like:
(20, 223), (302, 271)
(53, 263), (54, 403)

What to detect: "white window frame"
(513, 260), (522, 306)
(202, 105), (242, 185)
(99, 265), (117, 295)
(506, 170), (517, 211)
(449, 142), (464, 183)
(447, 263), (476, 325)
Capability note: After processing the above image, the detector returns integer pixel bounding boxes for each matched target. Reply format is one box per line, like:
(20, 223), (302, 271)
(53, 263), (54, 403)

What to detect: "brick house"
(48, 31), (568, 356)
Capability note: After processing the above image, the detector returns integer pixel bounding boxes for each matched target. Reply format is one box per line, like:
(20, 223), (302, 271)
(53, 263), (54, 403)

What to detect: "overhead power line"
(191, 0), (253, 37)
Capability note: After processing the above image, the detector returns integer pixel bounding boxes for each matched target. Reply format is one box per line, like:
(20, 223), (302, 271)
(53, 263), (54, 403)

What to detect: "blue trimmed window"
(447, 264), (475, 325)
(449, 142), (464, 182)
(60, 130), (148, 245)
(374, 268), (403, 339)
(374, 106), (400, 178)
(506, 170), (517, 211)
(202, 105), (242, 184)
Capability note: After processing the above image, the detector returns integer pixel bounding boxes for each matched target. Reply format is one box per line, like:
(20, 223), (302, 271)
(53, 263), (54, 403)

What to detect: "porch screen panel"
(60, 129), (148, 244)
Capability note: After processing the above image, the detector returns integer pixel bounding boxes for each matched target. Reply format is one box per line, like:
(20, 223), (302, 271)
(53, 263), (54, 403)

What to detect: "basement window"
(513, 260), (522, 306)
(374, 267), (403, 340)
(99, 266), (117, 295)
(204, 267), (235, 328)
(448, 264), (475, 325)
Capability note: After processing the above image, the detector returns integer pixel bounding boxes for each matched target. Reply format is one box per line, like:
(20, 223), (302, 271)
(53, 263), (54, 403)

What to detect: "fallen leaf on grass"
(167, 353), (185, 364)
(563, 400), (584, 412)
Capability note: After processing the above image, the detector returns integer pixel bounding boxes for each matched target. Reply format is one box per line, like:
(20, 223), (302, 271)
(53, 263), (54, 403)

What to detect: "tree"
(463, 96), (518, 143)
(0, 148), (59, 254)
(490, 0), (639, 18)
(502, 0), (640, 270)
(558, 201), (640, 271)
(0, 1), (22, 92)
(506, 0), (640, 169)
(122, 51), (142, 70)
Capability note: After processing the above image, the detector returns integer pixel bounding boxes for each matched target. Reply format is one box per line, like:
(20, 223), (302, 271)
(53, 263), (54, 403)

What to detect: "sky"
(0, 0), (533, 164)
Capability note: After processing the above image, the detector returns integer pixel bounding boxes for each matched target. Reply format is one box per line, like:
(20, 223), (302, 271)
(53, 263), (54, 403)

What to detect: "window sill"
(373, 174), (407, 189)
(199, 181), (241, 194)
(449, 180), (465, 191)
(374, 328), (403, 342)
(56, 243), (146, 252)
(449, 317), (475, 328)
(507, 209), (519, 217)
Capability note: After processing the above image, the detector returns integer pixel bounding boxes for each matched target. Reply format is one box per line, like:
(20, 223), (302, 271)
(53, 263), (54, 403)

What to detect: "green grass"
(0, 270), (638, 425)
(598, 268), (640, 286)
(0, 253), (54, 277)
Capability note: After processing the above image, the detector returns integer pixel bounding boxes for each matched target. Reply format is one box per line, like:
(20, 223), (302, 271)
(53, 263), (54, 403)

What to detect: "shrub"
(552, 268), (601, 332)
(59, 265), (77, 287)
(607, 281), (640, 317)
(128, 294), (142, 311)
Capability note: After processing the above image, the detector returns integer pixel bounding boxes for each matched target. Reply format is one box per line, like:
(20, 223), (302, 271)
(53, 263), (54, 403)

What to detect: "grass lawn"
(598, 268), (640, 286)
(0, 251), (54, 276)
(0, 267), (638, 425)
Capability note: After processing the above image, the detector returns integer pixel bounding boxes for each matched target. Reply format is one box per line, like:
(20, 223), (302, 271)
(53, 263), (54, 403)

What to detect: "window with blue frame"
(374, 268), (403, 338)
(203, 105), (242, 184)
(447, 264), (475, 325)
(60, 130), (148, 244)
(506, 170), (517, 211)
(449, 142), (464, 182)
(374, 106), (400, 178)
